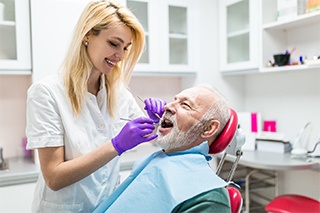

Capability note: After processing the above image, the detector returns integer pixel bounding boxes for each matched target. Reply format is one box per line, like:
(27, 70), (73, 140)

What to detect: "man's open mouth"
(161, 118), (173, 128)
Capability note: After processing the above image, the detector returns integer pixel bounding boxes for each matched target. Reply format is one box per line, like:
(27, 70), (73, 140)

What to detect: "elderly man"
(93, 85), (232, 213)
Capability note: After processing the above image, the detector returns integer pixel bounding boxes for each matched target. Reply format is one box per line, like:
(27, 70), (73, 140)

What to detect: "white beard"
(155, 115), (204, 151)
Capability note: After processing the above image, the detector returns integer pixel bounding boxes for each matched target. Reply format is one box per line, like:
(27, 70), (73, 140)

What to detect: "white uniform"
(26, 73), (144, 213)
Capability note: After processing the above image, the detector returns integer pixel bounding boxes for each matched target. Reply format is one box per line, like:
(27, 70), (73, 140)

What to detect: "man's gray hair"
(196, 84), (231, 136)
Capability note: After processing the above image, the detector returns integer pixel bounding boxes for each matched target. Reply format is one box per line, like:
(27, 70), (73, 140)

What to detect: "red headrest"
(209, 108), (238, 154)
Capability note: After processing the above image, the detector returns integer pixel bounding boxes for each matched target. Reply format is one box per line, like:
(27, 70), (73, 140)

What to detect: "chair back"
(209, 108), (238, 154)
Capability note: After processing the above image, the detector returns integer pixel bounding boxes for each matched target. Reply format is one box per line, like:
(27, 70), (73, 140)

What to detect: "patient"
(93, 85), (232, 213)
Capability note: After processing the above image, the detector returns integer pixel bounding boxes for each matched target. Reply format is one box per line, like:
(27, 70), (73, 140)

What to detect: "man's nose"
(164, 102), (176, 114)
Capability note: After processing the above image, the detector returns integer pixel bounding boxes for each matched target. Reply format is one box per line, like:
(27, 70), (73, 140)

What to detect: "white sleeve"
(26, 83), (64, 149)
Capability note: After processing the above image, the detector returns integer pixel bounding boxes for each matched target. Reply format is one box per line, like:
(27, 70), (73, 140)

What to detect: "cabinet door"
(0, 182), (36, 213)
(126, 0), (159, 73)
(30, 0), (90, 82)
(127, 0), (198, 75)
(0, 0), (31, 74)
(163, 0), (198, 74)
(219, 0), (259, 73)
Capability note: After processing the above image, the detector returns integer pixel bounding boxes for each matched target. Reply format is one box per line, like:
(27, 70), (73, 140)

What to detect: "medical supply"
(273, 53), (290, 66)
(120, 117), (132, 121)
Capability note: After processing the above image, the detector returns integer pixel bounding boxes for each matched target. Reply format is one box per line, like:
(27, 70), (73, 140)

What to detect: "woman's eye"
(109, 41), (118, 47)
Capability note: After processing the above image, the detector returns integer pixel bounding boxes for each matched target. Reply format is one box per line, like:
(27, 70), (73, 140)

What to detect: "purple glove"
(144, 98), (166, 123)
(111, 117), (157, 155)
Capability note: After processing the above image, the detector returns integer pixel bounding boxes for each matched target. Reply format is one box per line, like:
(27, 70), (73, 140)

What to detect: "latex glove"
(111, 117), (157, 155)
(144, 98), (166, 123)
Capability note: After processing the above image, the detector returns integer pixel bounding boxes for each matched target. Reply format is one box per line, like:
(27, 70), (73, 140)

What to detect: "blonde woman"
(26, 1), (166, 212)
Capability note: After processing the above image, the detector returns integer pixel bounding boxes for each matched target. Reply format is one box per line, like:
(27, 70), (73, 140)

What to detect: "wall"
(0, 75), (32, 158)
(244, 70), (320, 199)
(129, 76), (182, 109)
(244, 70), (320, 144)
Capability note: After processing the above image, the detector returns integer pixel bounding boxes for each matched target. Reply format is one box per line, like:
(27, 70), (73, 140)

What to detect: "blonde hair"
(62, 0), (145, 117)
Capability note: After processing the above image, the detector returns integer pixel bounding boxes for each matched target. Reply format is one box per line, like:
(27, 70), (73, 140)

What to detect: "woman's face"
(86, 25), (133, 75)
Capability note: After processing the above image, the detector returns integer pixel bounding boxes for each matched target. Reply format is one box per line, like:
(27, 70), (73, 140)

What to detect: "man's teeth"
(106, 59), (116, 65)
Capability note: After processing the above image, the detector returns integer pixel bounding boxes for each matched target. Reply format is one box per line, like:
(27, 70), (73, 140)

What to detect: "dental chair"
(172, 108), (246, 213)
(265, 194), (320, 213)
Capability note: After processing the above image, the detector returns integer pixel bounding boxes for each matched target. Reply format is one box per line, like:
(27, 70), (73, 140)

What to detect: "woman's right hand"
(111, 117), (157, 155)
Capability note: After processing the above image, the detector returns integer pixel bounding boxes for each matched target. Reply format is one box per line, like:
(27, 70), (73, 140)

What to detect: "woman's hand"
(143, 98), (166, 123)
(111, 117), (157, 155)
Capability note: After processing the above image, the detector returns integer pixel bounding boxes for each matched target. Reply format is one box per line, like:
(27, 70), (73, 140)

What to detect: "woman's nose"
(114, 51), (124, 61)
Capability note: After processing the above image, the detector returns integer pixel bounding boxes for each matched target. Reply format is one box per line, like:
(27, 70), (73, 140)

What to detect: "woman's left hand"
(143, 98), (166, 123)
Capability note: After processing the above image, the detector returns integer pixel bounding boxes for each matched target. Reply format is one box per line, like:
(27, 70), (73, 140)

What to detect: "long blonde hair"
(62, 0), (145, 117)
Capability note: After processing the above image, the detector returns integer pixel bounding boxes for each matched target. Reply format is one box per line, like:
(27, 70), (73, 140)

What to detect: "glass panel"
(169, 38), (187, 64)
(169, 6), (187, 35)
(228, 33), (249, 63)
(139, 35), (149, 63)
(169, 6), (188, 65)
(227, 0), (249, 63)
(127, 0), (149, 64)
(0, 0), (17, 60)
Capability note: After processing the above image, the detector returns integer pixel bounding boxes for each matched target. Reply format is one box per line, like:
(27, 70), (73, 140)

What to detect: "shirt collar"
(165, 141), (211, 160)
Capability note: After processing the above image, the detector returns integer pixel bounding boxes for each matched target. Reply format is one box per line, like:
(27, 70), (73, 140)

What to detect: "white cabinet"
(218, 0), (259, 73)
(0, 182), (36, 213)
(0, 0), (31, 74)
(30, 0), (90, 82)
(260, 0), (320, 73)
(126, 0), (198, 75)
(219, 0), (320, 75)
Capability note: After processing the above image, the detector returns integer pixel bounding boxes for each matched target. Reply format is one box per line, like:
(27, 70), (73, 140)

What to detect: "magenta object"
(22, 137), (32, 158)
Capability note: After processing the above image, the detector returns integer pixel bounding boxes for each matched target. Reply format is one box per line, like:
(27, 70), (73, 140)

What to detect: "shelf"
(263, 11), (320, 31)
(169, 33), (187, 39)
(261, 64), (320, 73)
(227, 29), (249, 38)
(0, 70), (31, 75)
(0, 21), (15, 27)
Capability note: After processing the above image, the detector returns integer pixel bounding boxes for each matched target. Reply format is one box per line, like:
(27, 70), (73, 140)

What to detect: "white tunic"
(26, 73), (144, 213)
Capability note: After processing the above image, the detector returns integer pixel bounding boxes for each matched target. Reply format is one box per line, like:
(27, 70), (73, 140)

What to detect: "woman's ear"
(201, 119), (220, 141)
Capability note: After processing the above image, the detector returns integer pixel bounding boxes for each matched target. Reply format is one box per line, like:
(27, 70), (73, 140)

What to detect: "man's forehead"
(177, 87), (215, 104)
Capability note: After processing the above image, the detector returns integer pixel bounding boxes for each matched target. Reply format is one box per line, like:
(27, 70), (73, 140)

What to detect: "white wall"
(129, 76), (182, 106)
(0, 75), (31, 158)
(244, 70), (320, 148)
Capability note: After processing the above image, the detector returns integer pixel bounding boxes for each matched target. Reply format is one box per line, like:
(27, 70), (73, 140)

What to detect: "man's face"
(156, 87), (215, 151)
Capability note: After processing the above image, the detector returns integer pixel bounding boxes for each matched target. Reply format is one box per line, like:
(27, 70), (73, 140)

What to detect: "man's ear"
(201, 119), (220, 141)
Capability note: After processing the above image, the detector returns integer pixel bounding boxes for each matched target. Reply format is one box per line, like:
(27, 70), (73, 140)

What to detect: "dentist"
(26, 1), (165, 212)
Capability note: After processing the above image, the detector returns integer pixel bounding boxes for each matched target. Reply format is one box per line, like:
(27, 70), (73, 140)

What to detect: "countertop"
(213, 150), (320, 171)
(0, 143), (160, 187)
